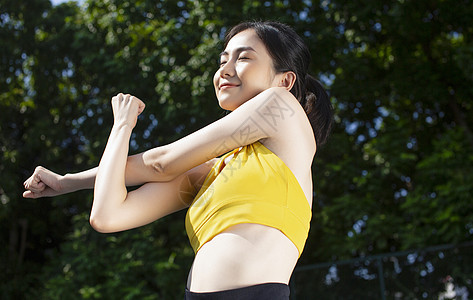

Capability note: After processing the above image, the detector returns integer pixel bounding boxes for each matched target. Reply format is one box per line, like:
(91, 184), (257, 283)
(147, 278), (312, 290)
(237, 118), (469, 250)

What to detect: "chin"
(217, 96), (242, 111)
(218, 101), (238, 111)
(218, 94), (255, 111)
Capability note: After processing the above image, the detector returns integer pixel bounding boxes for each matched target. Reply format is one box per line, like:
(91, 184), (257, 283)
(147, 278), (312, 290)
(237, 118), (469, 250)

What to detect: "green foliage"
(1, 0), (472, 298)
(308, 0), (473, 263)
(39, 212), (192, 299)
(401, 128), (473, 248)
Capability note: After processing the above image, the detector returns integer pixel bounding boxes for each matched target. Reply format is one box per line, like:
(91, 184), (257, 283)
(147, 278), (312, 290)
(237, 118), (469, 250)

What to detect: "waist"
(185, 282), (290, 299)
(187, 224), (299, 292)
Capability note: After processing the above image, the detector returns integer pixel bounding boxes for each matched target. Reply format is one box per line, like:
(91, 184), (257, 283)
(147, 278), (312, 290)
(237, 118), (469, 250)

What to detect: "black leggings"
(184, 283), (290, 300)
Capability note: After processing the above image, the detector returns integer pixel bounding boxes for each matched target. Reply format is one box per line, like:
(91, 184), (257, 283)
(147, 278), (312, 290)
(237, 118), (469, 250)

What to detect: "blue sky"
(50, 0), (84, 6)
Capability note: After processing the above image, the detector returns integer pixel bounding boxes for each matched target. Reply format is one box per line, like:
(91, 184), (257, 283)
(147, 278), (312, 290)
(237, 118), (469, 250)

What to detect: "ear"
(277, 71), (297, 91)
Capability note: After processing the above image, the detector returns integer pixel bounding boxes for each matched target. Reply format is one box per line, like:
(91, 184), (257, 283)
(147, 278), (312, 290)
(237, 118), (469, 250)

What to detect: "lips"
(219, 82), (239, 90)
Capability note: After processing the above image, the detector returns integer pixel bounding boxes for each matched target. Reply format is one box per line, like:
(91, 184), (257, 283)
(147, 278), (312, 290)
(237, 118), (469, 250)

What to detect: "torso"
(187, 223), (299, 292)
(186, 101), (315, 292)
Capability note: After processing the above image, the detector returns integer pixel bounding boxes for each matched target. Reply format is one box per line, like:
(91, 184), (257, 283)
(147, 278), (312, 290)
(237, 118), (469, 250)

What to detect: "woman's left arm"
(141, 86), (305, 181)
(91, 93), (145, 225)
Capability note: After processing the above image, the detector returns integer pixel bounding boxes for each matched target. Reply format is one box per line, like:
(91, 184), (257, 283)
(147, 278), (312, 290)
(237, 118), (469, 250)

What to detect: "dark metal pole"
(377, 257), (386, 300)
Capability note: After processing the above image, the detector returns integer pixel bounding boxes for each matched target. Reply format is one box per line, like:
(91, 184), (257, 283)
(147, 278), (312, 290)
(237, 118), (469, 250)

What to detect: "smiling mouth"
(221, 85), (235, 89)
(220, 84), (239, 90)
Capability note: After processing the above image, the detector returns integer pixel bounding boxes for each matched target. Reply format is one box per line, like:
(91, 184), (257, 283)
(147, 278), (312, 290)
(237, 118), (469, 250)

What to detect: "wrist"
(60, 173), (74, 192)
(62, 168), (97, 191)
(112, 122), (134, 134)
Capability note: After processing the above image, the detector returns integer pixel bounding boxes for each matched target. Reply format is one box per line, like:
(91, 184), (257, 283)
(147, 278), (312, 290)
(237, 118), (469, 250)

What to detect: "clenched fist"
(112, 93), (145, 129)
(23, 166), (64, 198)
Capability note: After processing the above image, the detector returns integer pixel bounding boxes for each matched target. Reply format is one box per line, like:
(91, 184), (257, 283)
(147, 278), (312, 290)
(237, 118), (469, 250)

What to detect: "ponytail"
(301, 75), (333, 146)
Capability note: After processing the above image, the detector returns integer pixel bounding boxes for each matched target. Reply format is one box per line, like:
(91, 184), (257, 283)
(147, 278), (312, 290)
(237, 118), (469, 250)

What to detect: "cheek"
(239, 64), (268, 83)
(213, 71), (220, 89)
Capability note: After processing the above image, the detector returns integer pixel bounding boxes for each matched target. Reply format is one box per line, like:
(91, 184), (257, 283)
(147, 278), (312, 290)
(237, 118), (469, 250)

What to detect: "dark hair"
(224, 21), (333, 146)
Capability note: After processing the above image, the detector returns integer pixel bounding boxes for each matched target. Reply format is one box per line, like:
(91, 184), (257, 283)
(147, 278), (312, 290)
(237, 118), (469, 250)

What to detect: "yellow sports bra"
(185, 141), (312, 257)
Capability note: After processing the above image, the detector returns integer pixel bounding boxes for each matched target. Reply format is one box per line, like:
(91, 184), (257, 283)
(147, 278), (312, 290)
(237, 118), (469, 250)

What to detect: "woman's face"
(213, 29), (282, 111)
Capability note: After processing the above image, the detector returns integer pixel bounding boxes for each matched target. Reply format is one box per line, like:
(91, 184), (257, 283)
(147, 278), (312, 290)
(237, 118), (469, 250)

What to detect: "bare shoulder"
(259, 88), (316, 203)
(249, 87), (306, 124)
(260, 87), (316, 155)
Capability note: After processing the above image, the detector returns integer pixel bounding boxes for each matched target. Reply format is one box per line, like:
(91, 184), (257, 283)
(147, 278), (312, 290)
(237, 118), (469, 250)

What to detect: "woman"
(23, 21), (333, 299)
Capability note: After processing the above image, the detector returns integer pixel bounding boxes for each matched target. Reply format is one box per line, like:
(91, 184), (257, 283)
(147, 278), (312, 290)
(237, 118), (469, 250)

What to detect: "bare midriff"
(186, 223), (299, 293)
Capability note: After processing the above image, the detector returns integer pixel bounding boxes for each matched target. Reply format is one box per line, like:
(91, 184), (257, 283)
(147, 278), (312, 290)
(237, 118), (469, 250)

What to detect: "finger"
(23, 190), (40, 199)
(130, 96), (145, 114)
(33, 172), (41, 184)
(36, 169), (61, 191)
(29, 168), (43, 183)
(24, 177), (33, 189)
(23, 187), (58, 198)
(114, 93), (123, 103)
(112, 93), (121, 103)
(137, 102), (146, 115)
(23, 179), (32, 187)
(26, 173), (46, 192)
(23, 176), (34, 190)
(26, 182), (46, 193)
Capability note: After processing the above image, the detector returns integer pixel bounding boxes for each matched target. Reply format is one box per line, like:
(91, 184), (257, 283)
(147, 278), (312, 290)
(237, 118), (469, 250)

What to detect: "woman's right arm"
(23, 158), (216, 232)
(22, 151), (169, 199)
(23, 166), (97, 198)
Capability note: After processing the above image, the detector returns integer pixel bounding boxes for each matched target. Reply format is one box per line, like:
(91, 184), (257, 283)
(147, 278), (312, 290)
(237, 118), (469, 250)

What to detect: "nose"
(219, 60), (235, 78)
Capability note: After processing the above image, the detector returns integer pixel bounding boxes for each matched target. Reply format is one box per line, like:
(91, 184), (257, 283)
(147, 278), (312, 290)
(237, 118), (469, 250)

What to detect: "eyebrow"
(219, 46), (256, 57)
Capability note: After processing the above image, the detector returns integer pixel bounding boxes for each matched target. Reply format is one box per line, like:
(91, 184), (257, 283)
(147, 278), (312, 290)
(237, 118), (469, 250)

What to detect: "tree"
(1, 0), (472, 298)
(302, 0), (473, 297)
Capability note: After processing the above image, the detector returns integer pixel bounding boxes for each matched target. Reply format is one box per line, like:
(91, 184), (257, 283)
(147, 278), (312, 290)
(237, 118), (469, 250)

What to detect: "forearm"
(58, 147), (166, 194)
(60, 154), (161, 193)
(92, 125), (132, 221)
(124, 148), (170, 185)
(62, 167), (98, 192)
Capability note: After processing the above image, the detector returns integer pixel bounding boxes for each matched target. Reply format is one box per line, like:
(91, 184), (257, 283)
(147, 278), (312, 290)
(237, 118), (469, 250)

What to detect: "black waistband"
(184, 282), (290, 300)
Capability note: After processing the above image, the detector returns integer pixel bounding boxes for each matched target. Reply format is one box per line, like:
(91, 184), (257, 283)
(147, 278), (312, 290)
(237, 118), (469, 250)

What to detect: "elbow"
(152, 161), (178, 181)
(89, 212), (116, 233)
(151, 159), (168, 178)
(89, 214), (107, 233)
(90, 190), (127, 233)
(146, 146), (177, 181)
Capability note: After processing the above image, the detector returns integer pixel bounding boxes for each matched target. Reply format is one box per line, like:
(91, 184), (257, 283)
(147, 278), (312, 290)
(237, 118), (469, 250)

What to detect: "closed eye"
(219, 56), (249, 67)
